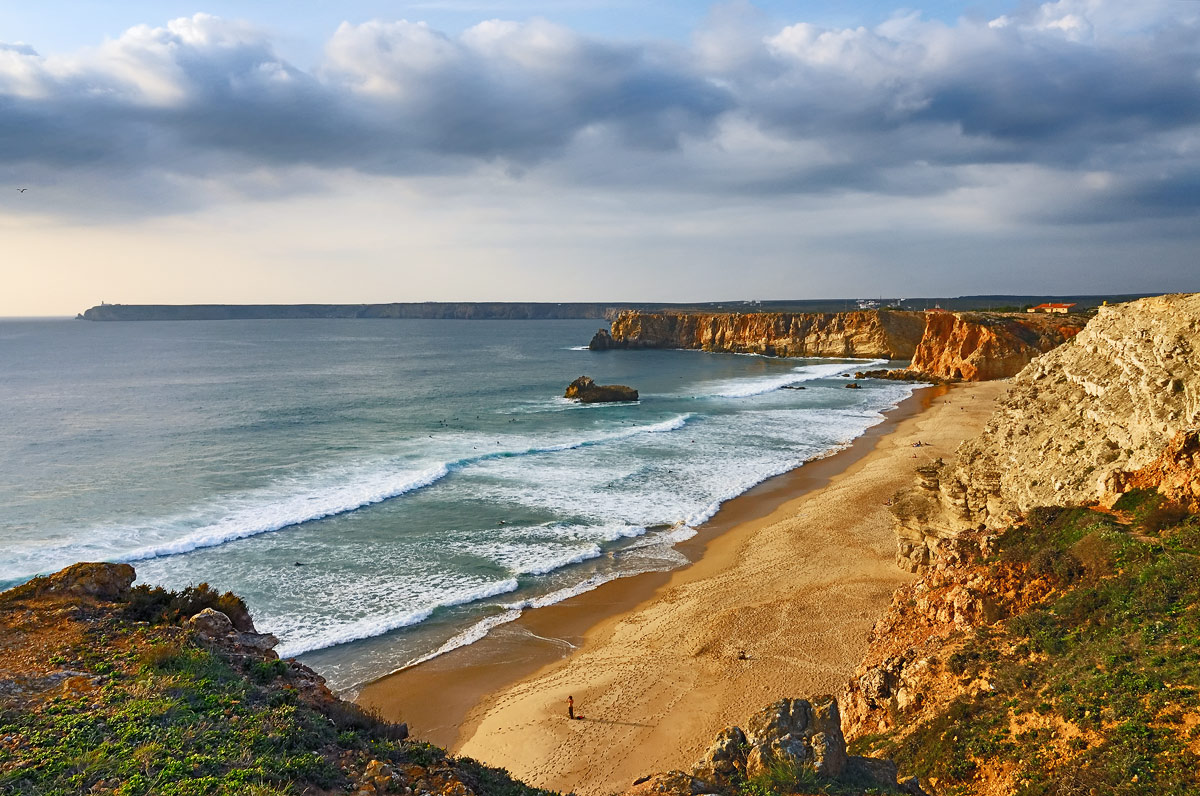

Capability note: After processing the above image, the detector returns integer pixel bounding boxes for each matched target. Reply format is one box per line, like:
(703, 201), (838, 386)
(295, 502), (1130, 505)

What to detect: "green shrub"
(124, 582), (254, 631)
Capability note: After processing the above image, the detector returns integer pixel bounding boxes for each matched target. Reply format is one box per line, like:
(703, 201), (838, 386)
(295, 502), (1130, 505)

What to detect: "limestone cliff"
(908, 312), (1082, 381)
(891, 293), (1200, 571)
(593, 310), (928, 359)
(594, 310), (1081, 382)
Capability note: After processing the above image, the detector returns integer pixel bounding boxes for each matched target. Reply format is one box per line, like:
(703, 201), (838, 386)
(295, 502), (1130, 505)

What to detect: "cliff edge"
(0, 564), (555, 796)
(592, 310), (927, 359)
(593, 309), (1082, 382)
(891, 293), (1200, 571)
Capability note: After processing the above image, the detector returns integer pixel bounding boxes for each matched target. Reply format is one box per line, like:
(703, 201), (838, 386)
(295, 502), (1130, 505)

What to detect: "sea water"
(0, 318), (917, 692)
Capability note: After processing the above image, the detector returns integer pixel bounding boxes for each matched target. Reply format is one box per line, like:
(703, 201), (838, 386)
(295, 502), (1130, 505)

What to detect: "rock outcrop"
(842, 530), (1059, 740)
(891, 293), (1200, 571)
(594, 309), (1083, 381)
(5, 561), (136, 602)
(625, 698), (924, 796)
(564, 376), (638, 403)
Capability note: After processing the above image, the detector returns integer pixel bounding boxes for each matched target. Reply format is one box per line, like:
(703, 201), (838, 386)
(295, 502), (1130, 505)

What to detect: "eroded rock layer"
(908, 312), (1082, 381)
(891, 292), (1200, 571)
(594, 309), (1082, 382)
(593, 310), (928, 359)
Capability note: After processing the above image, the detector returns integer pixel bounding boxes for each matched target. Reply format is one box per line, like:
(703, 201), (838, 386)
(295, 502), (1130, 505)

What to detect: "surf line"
(54, 414), (700, 572)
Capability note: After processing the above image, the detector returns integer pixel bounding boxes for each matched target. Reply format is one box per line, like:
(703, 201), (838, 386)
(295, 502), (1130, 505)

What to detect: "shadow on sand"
(572, 716), (654, 728)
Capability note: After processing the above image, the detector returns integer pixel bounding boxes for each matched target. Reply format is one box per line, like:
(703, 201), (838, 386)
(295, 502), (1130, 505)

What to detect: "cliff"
(840, 500), (1200, 794)
(594, 310), (1083, 381)
(593, 310), (928, 359)
(0, 563), (555, 796)
(907, 312), (1082, 381)
(826, 293), (1200, 792)
(891, 293), (1200, 571)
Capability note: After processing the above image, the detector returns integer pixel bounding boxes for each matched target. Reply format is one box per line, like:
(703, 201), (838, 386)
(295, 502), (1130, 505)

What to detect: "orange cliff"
(907, 311), (1083, 381)
(591, 310), (928, 359)
(591, 309), (1084, 381)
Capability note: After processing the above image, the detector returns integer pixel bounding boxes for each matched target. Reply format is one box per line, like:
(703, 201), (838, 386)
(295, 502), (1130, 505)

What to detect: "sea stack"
(588, 328), (615, 350)
(564, 376), (638, 403)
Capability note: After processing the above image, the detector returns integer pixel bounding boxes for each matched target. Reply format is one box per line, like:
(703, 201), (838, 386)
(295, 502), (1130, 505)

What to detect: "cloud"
(0, 1), (1197, 226)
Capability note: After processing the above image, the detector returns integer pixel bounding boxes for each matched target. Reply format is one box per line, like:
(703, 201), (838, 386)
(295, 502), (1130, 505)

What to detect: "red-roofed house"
(1027, 302), (1077, 314)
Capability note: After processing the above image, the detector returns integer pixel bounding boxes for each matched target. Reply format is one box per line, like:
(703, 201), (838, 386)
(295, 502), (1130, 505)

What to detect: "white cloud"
(0, 0), (1194, 230)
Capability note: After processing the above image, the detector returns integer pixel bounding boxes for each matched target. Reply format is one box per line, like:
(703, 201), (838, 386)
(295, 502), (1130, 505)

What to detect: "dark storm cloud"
(1, 3), (1198, 220)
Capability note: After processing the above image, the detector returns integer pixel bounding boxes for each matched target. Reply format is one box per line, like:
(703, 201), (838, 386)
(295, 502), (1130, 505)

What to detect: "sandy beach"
(361, 380), (1007, 795)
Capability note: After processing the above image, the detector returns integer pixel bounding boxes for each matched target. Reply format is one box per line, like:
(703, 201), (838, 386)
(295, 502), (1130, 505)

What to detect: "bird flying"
(16, 188), (27, 193)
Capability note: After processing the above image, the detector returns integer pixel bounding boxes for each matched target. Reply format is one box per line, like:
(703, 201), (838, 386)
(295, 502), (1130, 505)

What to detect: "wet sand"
(359, 381), (1006, 794)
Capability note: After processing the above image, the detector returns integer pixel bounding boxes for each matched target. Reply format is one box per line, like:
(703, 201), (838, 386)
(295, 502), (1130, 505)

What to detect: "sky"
(2, 1), (1198, 316)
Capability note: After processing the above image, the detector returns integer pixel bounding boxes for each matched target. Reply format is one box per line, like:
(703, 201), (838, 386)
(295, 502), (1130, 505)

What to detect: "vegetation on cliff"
(0, 564), (555, 796)
(847, 496), (1200, 794)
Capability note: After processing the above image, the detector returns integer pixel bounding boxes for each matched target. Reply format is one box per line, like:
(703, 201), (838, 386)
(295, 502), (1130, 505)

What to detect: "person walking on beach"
(567, 695), (575, 720)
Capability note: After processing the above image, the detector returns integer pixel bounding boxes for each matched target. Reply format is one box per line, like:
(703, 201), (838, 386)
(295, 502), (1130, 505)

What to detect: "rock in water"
(564, 376), (638, 403)
(588, 328), (615, 350)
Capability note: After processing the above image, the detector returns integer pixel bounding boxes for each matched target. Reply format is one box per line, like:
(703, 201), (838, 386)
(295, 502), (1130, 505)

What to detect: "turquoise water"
(0, 318), (915, 691)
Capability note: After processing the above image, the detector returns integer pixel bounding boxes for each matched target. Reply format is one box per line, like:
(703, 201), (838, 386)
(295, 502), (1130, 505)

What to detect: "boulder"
(565, 376), (638, 403)
(692, 726), (748, 781)
(625, 772), (721, 796)
(743, 697), (847, 779)
(187, 607), (235, 638)
(658, 697), (913, 796)
(844, 756), (901, 789)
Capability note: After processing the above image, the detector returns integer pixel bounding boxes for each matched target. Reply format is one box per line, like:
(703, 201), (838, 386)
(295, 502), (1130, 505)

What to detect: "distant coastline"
(76, 294), (1157, 321)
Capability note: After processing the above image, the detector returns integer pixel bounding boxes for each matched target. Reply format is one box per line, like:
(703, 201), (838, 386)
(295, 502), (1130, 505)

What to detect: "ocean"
(0, 318), (917, 692)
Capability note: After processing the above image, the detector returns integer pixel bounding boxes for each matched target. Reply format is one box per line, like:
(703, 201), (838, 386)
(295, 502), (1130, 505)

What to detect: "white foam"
(121, 464), (452, 564)
(3, 413), (696, 583)
(703, 360), (886, 399)
(276, 576), (520, 658)
(400, 608), (525, 669)
(462, 540), (605, 576)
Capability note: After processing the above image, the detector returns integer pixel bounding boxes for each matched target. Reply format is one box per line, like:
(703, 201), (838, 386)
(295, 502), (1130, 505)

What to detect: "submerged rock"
(565, 376), (638, 403)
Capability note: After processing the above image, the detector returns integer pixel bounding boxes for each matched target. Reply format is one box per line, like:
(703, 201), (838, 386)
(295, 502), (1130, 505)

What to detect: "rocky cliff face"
(892, 293), (1200, 571)
(595, 310), (1082, 381)
(908, 312), (1082, 381)
(594, 310), (928, 359)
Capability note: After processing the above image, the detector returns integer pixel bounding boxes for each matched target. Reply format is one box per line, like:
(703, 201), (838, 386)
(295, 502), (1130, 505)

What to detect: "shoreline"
(357, 382), (952, 746)
(359, 378), (1006, 794)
